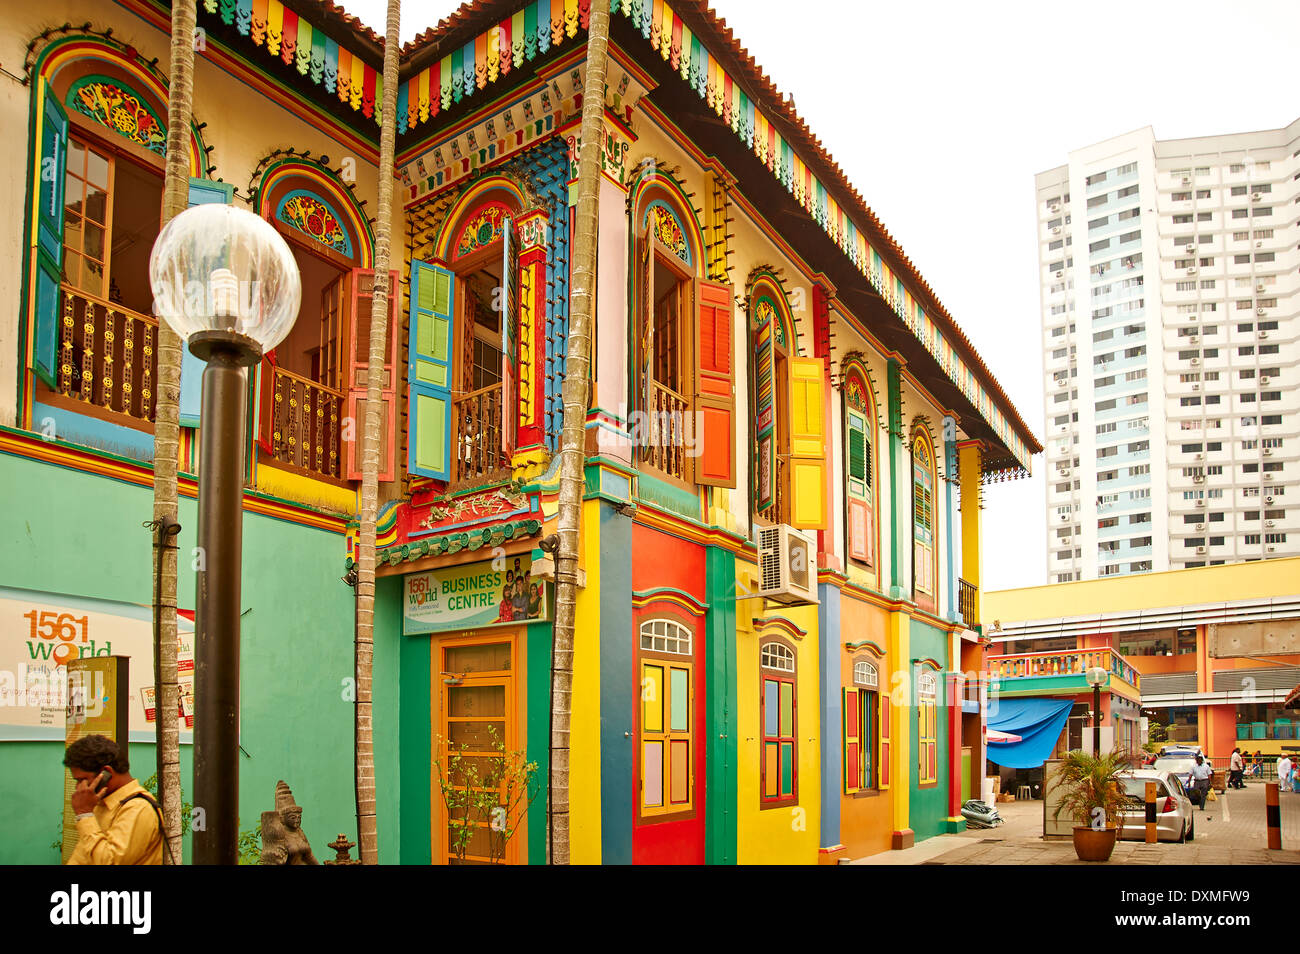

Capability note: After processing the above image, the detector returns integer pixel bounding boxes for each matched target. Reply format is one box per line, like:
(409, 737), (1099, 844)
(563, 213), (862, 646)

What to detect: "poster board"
(1, 585), (194, 742)
(60, 656), (129, 862)
(403, 554), (551, 635)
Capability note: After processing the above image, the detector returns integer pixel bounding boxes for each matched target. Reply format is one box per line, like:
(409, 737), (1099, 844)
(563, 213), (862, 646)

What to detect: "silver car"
(1118, 769), (1195, 843)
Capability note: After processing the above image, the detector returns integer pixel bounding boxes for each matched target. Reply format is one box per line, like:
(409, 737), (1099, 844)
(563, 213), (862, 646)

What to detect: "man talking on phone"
(63, 735), (163, 865)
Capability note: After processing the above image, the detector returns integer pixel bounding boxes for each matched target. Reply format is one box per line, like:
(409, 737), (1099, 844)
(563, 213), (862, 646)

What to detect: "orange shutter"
(693, 280), (736, 487)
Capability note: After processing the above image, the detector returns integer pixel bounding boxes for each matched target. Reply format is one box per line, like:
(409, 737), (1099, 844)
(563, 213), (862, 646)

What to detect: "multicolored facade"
(2, 0), (1039, 865)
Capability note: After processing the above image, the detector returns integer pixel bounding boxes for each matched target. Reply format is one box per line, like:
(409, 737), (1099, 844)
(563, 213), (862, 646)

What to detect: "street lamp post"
(151, 205), (300, 864)
(1086, 666), (1108, 756)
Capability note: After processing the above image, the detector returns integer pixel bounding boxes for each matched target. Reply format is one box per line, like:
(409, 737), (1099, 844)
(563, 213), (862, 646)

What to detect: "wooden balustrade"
(452, 383), (507, 484)
(757, 455), (787, 525)
(986, 648), (1141, 690)
(641, 382), (691, 482)
(958, 578), (978, 626)
(55, 285), (157, 423)
(268, 366), (344, 479)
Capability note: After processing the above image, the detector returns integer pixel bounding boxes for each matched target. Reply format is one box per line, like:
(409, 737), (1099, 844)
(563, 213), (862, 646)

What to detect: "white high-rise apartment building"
(1037, 119), (1300, 582)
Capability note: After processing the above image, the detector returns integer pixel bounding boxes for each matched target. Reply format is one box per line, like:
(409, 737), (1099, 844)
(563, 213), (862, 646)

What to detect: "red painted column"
(516, 209), (548, 448)
(947, 668), (962, 822)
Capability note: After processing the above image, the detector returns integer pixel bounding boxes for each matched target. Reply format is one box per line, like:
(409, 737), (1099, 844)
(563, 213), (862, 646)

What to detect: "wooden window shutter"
(788, 355), (827, 529)
(31, 80), (68, 388)
(408, 259), (456, 480)
(345, 268), (399, 481)
(752, 310), (777, 512)
(501, 217), (519, 454)
(693, 279), (736, 487)
(178, 177), (236, 427)
(843, 687), (860, 794)
(879, 699), (891, 789)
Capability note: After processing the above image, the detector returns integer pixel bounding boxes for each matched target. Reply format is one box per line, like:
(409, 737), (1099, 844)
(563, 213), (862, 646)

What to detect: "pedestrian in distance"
(62, 734), (164, 865)
(1278, 753), (1293, 794)
(1229, 747), (1245, 790)
(1189, 753), (1213, 811)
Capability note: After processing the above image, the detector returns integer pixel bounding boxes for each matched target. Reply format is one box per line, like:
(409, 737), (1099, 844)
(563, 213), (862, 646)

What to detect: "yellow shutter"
(788, 355), (827, 529)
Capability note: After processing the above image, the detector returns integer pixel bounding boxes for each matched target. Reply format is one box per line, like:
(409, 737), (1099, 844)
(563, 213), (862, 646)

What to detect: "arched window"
(912, 427), (936, 602)
(844, 655), (883, 794)
(751, 275), (826, 530)
(917, 669), (939, 786)
(630, 171), (735, 489)
(253, 159), (387, 483)
(843, 367), (877, 572)
(760, 637), (797, 805)
(638, 617), (694, 819)
(409, 180), (528, 487)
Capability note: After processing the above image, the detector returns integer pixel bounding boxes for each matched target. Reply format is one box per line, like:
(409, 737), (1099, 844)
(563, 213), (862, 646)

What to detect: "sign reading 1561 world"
(403, 554), (550, 635)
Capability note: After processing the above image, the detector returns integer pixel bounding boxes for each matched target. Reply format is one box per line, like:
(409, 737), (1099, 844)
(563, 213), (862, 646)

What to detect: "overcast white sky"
(342, 0), (1300, 591)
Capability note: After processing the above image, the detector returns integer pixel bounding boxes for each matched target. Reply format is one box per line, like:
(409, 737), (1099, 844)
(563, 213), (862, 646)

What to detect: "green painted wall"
(908, 619), (950, 842)
(704, 545), (737, 865)
(373, 573), (404, 863)
(526, 618), (551, 865)
(0, 450), (363, 863)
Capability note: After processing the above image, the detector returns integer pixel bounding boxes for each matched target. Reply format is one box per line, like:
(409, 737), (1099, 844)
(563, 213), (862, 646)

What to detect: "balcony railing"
(958, 578), (978, 626)
(452, 382), (508, 485)
(54, 285), (157, 424)
(641, 381), (690, 482)
(267, 366), (344, 479)
(756, 454), (787, 526)
(986, 647), (1141, 691)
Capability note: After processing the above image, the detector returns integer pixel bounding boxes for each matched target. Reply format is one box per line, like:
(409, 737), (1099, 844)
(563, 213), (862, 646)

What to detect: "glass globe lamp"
(149, 203), (300, 359)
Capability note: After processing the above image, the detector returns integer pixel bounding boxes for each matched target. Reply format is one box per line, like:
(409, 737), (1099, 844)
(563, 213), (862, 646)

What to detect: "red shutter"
(848, 497), (869, 562)
(694, 279), (736, 487)
(344, 268), (399, 481)
(256, 352), (277, 454)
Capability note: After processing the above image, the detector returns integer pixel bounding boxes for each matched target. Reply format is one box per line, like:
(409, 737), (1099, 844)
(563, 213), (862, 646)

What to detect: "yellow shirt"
(66, 778), (164, 865)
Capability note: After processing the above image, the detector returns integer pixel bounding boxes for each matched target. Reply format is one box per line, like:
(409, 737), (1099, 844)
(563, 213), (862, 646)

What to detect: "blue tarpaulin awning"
(986, 698), (1074, 769)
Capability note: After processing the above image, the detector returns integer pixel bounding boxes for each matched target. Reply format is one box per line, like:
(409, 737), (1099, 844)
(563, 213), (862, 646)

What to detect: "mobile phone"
(93, 768), (111, 794)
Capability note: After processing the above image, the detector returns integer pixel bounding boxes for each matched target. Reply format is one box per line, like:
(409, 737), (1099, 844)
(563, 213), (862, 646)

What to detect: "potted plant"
(1050, 750), (1130, 862)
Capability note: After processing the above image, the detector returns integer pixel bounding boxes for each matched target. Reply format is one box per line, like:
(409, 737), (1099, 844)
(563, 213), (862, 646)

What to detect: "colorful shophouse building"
(2, 0), (1039, 865)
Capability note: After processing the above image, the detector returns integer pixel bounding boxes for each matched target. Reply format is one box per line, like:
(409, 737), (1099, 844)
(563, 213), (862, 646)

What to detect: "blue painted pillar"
(817, 581), (842, 852)
(943, 415), (960, 623)
(599, 501), (634, 863)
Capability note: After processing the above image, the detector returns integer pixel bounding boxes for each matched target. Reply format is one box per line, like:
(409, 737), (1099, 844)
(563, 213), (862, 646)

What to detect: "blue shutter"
(178, 177), (235, 426)
(31, 80), (68, 387)
(408, 259), (455, 480)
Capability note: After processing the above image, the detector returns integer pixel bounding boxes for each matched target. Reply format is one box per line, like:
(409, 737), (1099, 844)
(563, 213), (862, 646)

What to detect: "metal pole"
(191, 331), (258, 865)
(1092, 684), (1101, 755)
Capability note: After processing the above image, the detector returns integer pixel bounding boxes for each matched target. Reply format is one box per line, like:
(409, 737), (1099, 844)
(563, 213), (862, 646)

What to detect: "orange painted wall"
(837, 593), (893, 859)
(1129, 654), (1196, 676)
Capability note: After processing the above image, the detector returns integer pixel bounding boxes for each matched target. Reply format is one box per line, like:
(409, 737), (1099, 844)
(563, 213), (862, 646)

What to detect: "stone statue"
(259, 780), (320, 865)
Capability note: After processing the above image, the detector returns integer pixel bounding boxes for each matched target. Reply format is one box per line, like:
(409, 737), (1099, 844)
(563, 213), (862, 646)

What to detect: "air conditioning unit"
(1268, 545), (1276, 552)
(1054, 270), (1064, 279)
(1264, 473), (1274, 481)
(1195, 453), (1204, 460)
(1196, 500), (1207, 508)
(1196, 523), (1206, 531)
(1261, 376), (1271, 385)
(1251, 192), (1261, 202)
(1182, 176), (1192, 185)
(1193, 475), (1205, 483)
(1062, 536), (1072, 544)
(1266, 496), (1275, 504)
(1257, 283), (1267, 292)
(1189, 335), (1200, 344)
(1255, 240), (1263, 248)
(1196, 546), (1206, 554)
(1257, 309), (1267, 317)
(1191, 357), (1201, 366)
(1049, 203), (1061, 214)
(1258, 329), (1269, 337)
(1059, 514), (1070, 522)
(1187, 267), (1197, 275)
(757, 525), (819, 606)
(1264, 448), (1273, 456)
(1051, 226), (1062, 235)
(1192, 383), (1201, 391)
(1266, 520), (1276, 528)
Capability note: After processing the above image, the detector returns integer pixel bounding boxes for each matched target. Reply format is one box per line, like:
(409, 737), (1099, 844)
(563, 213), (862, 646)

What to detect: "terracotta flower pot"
(1072, 825), (1118, 862)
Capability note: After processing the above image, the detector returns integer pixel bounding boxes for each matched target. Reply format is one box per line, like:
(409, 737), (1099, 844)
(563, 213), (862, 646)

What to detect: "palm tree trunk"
(548, 0), (610, 866)
(353, 0), (401, 865)
(152, 0), (198, 866)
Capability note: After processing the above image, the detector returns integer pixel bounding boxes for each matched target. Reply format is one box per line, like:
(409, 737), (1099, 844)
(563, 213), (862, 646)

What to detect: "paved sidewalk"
(854, 783), (1300, 865)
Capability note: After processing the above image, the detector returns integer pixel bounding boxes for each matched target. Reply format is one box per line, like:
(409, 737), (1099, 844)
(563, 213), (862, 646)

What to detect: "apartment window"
(1244, 534), (1261, 545)
(1086, 171), (1108, 186)
(1087, 194), (1108, 209)
(917, 671), (938, 786)
(1233, 231), (1250, 241)
(1118, 185), (1138, 198)
(1196, 189), (1211, 199)
(639, 618), (694, 819)
(1239, 346), (1255, 356)
(1231, 186), (1248, 196)
(1254, 229), (1273, 239)
(1175, 281), (1195, 292)
(844, 659), (882, 794)
(1265, 533), (1288, 545)
(1232, 209), (1249, 219)
(843, 373), (877, 571)
(1262, 391), (1281, 402)
(1262, 415), (1281, 425)
(1090, 239), (1111, 253)
(760, 640), (797, 806)
(1256, 253), (1275, 263)
(1260, 345), (1279, 356)
(1252, 207), (1271, 217)
(1172, 192), (1191, 202)
(1173, 214), (1193, 225)
(1200, 280), (1215, 289)
(912, 430), (936, 601)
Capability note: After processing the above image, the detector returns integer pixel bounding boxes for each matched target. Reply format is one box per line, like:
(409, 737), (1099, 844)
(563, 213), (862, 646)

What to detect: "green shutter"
(31, 80), (68, 387)
(846, 407), (866, 498)
(178, 177), (236, 427)
(408, 259), (455, 480)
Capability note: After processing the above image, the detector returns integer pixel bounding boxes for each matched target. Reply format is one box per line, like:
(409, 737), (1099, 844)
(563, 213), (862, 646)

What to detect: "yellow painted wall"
(734, 557), (820, 864)
(986, 557), (1300, 625)
(567, 498), (603, 863)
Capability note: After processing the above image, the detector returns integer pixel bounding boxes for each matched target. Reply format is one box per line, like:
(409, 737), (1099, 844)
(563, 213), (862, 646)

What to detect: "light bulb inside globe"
(149, 203), (301, 352)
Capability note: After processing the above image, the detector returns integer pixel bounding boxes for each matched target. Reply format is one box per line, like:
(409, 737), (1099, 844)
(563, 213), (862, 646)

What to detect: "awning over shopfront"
(1285, 682), (1300, 710)
(986, 698), (1074, 769)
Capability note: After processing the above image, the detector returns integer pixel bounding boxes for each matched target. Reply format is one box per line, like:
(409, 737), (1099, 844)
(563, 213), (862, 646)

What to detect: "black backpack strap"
(122, 791), (176, 865)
